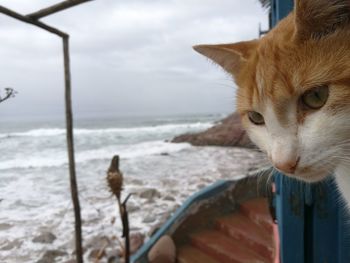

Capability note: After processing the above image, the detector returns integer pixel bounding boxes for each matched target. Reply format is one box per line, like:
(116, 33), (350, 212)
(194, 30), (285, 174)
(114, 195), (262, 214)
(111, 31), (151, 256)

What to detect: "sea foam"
(0, 122), (213, 138)
(0, 141), (191, 170)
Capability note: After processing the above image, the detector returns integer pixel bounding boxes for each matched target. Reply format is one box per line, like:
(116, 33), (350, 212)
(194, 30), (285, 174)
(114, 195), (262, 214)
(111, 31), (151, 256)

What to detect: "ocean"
(0, 114), (265, 262)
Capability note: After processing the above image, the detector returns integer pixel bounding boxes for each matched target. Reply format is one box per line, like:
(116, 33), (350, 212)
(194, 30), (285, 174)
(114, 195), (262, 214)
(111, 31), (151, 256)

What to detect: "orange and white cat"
(194, 0), (350, 205)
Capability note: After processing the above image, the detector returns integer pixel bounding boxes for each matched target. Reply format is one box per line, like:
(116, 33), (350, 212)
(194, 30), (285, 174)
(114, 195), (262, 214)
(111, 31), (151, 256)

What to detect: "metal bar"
(27, 0), (94, 20)
(0, 5), (67, 37)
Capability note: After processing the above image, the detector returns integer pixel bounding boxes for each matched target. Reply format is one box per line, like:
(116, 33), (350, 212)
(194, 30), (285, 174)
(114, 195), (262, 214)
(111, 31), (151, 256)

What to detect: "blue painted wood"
(312, 180), (339, 262)
(131, 179), (236, 263)
(275, 174), (304, 263)
(275, 172), (350, 263)
(271, 1), (350, 262)
(338, 206), (350, 262)
(270, 0), (293, 27)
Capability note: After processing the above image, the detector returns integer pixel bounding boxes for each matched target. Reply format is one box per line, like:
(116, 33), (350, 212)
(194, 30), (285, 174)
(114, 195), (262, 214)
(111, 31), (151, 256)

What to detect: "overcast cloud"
(0, 0), (267, 120)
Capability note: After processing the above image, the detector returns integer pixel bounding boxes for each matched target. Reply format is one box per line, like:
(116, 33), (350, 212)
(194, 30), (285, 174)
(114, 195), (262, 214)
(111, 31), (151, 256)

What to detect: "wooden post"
(63, 35), (83, 263)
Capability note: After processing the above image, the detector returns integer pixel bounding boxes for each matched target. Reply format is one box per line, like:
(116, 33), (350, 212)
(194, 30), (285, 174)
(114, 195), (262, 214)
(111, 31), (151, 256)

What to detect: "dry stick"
(63, 36), (83, 263)
(121, 194), (132, 263)
(0, 6), (83, 263)
(106, 155), (131, 261)
(27, 0), (94, 20)
(0, 93), (12, 103)
(0, 88), (16, 103)
(123, 208), (130, 263)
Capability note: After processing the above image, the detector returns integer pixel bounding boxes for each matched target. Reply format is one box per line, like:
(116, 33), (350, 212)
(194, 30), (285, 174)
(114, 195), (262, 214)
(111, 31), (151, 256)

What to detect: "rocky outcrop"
(36, 250), (67, 263)
(172, 112), (254, 148)
(32, 232), (56, 244)
(138, 188), (161, 201)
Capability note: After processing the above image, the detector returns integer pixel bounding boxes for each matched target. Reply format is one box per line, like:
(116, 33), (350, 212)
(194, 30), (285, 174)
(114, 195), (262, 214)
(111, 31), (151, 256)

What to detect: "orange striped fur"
(194, 0), (350, 203)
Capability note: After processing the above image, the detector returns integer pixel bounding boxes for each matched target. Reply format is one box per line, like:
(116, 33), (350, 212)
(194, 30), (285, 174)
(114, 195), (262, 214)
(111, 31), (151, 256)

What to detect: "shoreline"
(0, 145), (267, 263)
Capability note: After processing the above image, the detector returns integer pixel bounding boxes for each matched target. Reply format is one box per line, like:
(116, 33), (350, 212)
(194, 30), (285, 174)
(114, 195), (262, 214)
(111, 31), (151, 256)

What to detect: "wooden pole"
(27, 0), (94, 20)
(63, 36), (83, 263)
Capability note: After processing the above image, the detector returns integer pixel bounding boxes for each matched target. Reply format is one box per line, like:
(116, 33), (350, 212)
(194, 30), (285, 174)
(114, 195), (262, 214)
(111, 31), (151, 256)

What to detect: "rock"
(139, 189), (161, 201)
(161, 179), (178, 187)
(163, 195), (175, 201)
(129, 232), (145, 254)
(85, 235), (110, 250)
(127, 202), (140, 213)
(147, 235), (176, 263)
(0, 223), (13, 231)
(36, 250), (67, 263)
(196, 183), (206, 189)
(142, 214), (157, 223)
(106, 249), (121, 263)
(172, 112), (254, 148)
(108, 255), (121, 263)
(130, 179), (143, 185)
(63, 260), (76, 263)
(169, 190), (177, 195)
(0, 240), (22, 250)
(129, 226), (142, 232)
(32, 232), (56, 244)
(160, 152), (169, 156)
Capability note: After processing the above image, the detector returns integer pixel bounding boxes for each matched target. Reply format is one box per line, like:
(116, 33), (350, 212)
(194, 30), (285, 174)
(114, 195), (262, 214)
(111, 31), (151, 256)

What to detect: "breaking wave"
(0, 122), (213, 139)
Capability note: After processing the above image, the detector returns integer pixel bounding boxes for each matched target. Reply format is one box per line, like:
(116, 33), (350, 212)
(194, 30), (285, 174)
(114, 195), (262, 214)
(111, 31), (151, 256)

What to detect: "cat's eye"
(248, 111), (265, 125)
(301, 85), (329, 110)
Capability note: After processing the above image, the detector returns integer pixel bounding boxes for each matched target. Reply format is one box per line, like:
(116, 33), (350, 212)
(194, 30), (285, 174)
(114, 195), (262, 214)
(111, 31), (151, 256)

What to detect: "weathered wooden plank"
(0, 5), (67, 37)
(27, 0), (94, 20)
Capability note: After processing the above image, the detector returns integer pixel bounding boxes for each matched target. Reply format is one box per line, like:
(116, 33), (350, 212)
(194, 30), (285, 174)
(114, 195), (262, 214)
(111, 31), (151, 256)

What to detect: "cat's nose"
(273, 157), (300, 174)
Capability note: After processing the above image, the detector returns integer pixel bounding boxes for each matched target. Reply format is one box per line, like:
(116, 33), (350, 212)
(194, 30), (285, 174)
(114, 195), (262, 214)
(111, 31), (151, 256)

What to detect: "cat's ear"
(193, 40), (258, 77)
(294, 0), (350, 41)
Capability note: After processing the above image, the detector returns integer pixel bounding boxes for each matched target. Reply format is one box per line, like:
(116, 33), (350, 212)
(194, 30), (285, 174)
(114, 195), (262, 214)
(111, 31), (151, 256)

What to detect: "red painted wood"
(177, 246), (220, 263)
(190, 230), (268, 263)
(176, 198), (276, 263)
(216, 213), (274, 261)
(240, 198), (274, 233)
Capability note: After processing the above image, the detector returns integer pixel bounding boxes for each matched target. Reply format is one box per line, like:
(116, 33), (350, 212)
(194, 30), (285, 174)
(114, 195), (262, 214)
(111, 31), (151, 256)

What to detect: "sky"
(0, 0), (268, 120)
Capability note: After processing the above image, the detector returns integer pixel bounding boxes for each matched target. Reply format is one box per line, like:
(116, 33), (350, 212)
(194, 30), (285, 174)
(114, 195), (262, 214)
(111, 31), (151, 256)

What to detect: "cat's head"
(194, 0), (350, 182)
